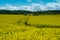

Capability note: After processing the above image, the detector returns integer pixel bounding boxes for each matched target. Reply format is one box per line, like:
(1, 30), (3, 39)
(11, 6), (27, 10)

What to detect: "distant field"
(28, 15), (60, 26)
(0, 14), (26, 24)
(0, 14), (60, 40)
(0, 14), (60, 26)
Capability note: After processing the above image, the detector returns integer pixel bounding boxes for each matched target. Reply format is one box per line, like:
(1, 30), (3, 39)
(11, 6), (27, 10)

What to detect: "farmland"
(0, 14), (60, 40)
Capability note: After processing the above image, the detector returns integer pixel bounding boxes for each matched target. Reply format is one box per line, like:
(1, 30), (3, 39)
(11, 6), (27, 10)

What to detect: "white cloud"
(31, 3), (60, 11)
(46, 2), (60, 10)
(0, 2), (60, 11)
(0, 4), (18, 10)
(27, 0), (32, 2)
(31, 3), (46, 11)
(5, 4), (18, 10)
(56, 0), (60, 3)
(19, 6), (32, 11)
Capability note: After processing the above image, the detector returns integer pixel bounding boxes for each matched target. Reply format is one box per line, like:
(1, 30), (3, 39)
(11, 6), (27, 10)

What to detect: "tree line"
(0, 10), (60, 15)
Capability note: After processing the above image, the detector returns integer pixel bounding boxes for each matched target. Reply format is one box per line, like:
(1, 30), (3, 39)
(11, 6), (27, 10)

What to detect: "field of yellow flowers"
(0, 14), (60, 40)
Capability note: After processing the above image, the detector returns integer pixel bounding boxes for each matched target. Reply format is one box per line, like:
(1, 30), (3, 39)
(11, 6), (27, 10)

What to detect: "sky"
(0, 0), (60, 11)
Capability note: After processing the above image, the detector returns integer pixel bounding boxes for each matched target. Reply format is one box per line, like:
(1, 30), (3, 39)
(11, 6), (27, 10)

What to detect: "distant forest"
(0, 10), (60, 15)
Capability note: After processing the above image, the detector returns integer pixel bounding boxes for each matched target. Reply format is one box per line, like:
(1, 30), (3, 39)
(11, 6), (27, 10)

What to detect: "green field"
(0, 14), (60, 40)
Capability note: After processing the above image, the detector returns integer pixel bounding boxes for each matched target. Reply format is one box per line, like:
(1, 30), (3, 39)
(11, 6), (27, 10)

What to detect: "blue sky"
(0, 0), (57, 5)
(0, 0), (60, 11)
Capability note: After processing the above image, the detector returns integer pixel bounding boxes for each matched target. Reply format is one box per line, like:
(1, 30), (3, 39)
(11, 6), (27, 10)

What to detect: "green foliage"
(0, 10), (60, 15)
